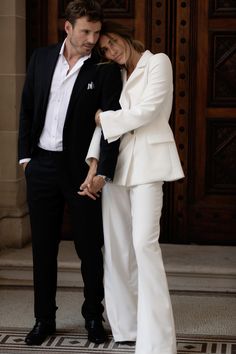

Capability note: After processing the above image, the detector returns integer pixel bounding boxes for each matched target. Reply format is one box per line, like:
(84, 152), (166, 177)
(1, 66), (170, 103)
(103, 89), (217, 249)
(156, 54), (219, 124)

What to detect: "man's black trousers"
(25, 148), (104, 321)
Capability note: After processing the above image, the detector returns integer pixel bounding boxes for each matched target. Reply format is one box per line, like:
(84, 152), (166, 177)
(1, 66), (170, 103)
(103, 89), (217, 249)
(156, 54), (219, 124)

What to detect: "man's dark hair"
(65, 0), (103, 26)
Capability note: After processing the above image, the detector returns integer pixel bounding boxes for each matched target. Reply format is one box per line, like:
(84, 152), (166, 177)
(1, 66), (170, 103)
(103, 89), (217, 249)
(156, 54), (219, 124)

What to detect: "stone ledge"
(0, 242), (235, 292)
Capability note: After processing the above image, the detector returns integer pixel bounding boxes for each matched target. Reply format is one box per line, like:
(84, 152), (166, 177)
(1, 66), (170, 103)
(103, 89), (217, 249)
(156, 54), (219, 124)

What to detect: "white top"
(39, 40), (90, 151)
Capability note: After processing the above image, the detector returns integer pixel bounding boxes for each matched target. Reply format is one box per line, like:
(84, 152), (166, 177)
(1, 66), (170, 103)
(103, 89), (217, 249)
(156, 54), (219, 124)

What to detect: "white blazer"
(87, 50), (184, 187)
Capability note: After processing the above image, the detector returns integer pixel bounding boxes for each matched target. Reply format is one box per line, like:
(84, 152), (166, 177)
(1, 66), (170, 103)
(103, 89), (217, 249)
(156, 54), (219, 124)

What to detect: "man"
(18, 0), (122, 346)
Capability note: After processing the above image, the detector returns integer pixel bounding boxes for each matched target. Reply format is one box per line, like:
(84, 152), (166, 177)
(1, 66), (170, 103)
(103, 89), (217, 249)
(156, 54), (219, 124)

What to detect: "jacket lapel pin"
(87, 82), (95, 90)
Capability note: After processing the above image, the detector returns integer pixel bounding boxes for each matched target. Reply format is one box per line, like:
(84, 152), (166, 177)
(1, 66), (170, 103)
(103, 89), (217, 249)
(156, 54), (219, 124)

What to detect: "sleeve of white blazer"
(85, 126), (101, 165)
(100, 53), (173, 142)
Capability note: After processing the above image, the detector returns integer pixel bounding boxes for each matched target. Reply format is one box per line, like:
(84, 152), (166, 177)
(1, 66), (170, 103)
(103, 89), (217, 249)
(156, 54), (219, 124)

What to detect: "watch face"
(97, 175), (111, 183)
(105, 176), (110, 183)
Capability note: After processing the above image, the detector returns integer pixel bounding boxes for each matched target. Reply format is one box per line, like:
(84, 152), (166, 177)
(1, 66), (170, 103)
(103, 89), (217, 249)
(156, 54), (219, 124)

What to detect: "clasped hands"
(78, 158), (106, 200)
(78, 110), (103, 200)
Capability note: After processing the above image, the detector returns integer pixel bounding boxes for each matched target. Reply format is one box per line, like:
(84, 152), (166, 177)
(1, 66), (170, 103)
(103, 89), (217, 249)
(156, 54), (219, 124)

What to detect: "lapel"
(123, 50), (152, 89)
(41, 43), (62, 111)
(65, 55), (98, 121)
(120, 50), (153, 108)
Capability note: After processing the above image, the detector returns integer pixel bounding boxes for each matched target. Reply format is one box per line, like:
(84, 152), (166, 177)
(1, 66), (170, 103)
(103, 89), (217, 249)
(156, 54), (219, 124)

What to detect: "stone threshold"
(0, 241), (235, 293)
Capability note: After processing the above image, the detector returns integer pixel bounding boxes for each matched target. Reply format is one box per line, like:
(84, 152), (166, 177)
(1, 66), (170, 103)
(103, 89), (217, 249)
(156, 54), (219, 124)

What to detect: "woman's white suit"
(87, 50), (184, 354)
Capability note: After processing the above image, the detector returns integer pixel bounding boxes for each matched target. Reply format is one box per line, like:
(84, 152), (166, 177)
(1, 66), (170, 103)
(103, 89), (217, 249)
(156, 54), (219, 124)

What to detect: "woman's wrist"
(95, 109), (102, 126)
(89, 158), (98, 173)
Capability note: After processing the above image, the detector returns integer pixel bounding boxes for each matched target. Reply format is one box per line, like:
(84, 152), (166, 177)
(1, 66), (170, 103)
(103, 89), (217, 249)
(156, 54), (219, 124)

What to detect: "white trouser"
(102, 182), (176, 354)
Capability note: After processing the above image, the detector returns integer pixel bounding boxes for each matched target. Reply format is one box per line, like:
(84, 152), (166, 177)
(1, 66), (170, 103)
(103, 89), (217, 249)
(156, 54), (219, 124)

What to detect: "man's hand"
(78, 187), (100, 200)
(78, 175), (106, 200)
(78, 158), (100, 200)
(79, 158), (98, 190)
(22, 161), (29, 171)
(89, 175), (106, 194)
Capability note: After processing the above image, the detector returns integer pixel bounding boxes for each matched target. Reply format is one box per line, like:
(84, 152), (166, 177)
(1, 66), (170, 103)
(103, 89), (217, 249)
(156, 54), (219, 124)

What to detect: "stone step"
(0, 241), (83, 288)
(0, 241), (235, 293)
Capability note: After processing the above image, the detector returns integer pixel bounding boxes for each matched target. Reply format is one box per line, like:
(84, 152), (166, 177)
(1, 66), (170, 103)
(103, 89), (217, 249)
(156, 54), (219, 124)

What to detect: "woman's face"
(99, 33), (131, 65)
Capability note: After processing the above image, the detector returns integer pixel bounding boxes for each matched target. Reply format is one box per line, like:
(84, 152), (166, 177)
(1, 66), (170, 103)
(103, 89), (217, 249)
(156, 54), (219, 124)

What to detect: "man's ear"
(64, 20), (72, 35)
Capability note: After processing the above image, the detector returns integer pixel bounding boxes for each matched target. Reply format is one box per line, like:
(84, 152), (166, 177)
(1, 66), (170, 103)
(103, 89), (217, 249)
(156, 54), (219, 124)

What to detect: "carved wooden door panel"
(146, 0), (236, 244)
(186, 0), (236, 244)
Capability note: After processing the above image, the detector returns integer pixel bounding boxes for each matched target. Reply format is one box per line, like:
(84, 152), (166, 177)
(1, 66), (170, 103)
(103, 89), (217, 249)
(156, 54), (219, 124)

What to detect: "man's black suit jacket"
(18, 43), (122, 190)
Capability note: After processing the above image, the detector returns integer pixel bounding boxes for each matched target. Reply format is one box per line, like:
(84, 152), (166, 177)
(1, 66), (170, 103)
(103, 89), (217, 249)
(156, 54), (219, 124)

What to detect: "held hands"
(78, 158), (106, 200)
(78, 108), (103, 200)
(78, 158), (98, 200)
(78, 175), (106, 200)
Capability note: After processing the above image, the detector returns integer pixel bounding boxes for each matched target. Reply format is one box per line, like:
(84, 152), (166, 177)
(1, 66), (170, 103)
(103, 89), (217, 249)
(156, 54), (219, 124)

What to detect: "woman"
(81, 21), (184, 354)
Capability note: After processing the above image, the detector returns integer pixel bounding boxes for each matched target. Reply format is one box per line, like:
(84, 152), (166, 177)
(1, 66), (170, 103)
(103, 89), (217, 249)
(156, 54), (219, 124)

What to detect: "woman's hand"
(95, 109), (102, 126)
(78, 158), (99, 200)
(78, 175), (106, 200)
(89, 175), (106, 194)
(78, 187), (100, 200)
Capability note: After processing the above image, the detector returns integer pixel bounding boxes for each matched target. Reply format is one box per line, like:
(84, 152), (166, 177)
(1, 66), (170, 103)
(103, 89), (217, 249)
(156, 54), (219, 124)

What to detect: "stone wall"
(0, 0), (30, 249)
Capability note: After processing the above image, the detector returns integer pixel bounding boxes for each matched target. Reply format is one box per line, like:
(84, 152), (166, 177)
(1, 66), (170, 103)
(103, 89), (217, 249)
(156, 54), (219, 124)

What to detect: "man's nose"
(88, 33), (98, 44)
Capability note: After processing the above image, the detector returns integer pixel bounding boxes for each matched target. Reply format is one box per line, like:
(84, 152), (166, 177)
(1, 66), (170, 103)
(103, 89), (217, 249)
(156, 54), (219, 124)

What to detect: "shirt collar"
(59, 39), (91, 63)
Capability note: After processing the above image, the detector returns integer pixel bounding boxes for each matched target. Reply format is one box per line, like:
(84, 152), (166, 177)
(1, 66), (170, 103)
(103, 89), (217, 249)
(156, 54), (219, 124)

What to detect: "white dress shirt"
(20, 40), (90, 163)
(39, 41), (90, 151)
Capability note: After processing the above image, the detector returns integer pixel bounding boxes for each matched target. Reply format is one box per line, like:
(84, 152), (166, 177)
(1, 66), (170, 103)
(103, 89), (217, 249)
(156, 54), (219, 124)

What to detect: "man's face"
(65, 16), (101, 57)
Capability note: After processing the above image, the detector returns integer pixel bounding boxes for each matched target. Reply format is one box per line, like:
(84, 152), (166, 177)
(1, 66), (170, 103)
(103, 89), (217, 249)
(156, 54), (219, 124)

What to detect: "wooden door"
(26, 0), (236, 244)
(145, 0), (236, 244)
(183, 0), (236, 244)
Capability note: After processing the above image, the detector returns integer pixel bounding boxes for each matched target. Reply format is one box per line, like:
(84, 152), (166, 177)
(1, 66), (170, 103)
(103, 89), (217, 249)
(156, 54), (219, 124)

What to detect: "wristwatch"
(97, 175), (111, 183)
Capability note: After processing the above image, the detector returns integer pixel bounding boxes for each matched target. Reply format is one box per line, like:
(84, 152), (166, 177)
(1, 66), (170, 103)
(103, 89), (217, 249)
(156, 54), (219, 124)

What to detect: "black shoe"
(116, 341), (136, 346)
(85, 319), (107, 344)
(25, 320), (56, 345)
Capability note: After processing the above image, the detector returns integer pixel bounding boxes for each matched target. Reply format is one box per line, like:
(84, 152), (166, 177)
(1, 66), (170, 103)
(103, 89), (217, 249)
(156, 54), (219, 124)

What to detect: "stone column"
(0, 0), (30, 249)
